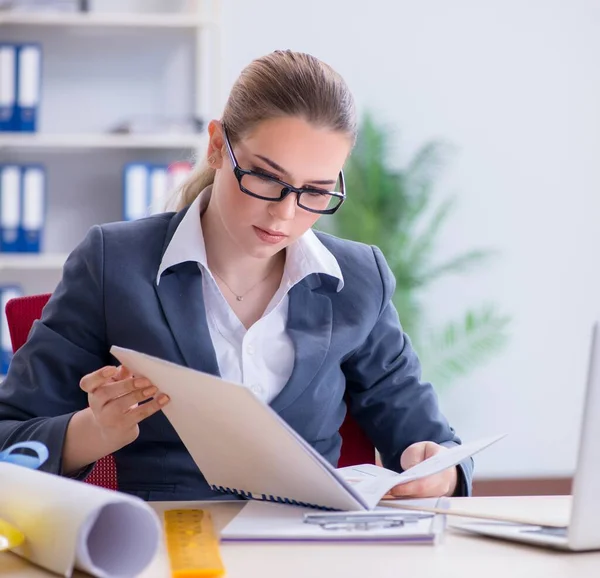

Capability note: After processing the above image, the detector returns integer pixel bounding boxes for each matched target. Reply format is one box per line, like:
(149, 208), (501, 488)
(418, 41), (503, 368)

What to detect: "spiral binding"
(210, 484), (334, 510)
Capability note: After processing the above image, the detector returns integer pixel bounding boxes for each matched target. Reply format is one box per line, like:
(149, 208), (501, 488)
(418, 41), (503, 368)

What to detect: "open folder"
(111, 346), (505, 511)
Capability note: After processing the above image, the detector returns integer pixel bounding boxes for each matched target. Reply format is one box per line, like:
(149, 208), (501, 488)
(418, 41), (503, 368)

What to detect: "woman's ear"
(207, 119), (224, 168)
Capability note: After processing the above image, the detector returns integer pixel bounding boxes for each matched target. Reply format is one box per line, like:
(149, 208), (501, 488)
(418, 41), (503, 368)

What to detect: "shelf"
(0, 133), (205, 151)
(0, 11), (213, 29)
(0, 253), (68, 271)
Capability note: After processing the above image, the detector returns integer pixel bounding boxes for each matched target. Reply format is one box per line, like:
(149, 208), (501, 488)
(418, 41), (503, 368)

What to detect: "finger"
(124, 394), (170, 425)
(111, 365), (134, 382)
(100, 385), (160, 418)
(400, 442), (443, 470)
(92, 377), (152, 407)
(389, 475), (446, 499)
(423, 443), (442, 460)
(80, 366), (118, 394)
(400, 445), (427, 470)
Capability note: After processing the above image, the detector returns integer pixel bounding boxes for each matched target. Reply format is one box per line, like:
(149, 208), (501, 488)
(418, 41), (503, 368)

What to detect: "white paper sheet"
(0, 462), (160, 578)
(336, 434), (507, 506)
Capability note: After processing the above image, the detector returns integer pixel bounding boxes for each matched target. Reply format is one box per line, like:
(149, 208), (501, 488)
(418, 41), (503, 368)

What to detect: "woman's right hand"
(79, 365), (170, 449)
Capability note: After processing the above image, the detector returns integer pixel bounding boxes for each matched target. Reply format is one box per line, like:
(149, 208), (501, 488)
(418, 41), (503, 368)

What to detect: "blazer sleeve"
(342, 245), (474, 496)
(0, 225), (110, 476)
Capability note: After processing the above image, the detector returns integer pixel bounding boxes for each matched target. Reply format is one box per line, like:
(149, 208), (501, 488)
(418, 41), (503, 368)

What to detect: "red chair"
(338, 413), (375, 467)
(4, 293), (374, 488)
(5, 293), (118, 490)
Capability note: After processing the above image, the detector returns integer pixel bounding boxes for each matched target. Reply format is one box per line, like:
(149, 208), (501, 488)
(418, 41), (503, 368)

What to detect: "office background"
(1, 0), (599, 488)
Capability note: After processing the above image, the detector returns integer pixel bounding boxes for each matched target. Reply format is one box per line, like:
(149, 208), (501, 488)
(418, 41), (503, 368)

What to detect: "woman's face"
(208, 116), (352, 260)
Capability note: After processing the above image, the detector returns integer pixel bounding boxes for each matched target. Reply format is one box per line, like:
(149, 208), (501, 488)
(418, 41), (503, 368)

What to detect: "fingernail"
(102, 367), (117, 377)
(143, 387), (157, 397)
(157, 394), (170, 405)
(134, 378), (150, 388)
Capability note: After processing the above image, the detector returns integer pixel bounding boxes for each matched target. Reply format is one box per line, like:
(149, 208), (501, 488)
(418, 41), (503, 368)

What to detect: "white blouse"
(156, 187), (344, 404)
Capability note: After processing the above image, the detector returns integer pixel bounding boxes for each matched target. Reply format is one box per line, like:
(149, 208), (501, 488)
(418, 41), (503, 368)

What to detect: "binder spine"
(123, 163), (150, 221)
(20, 164), (46, 253)
(209, 485), (334, 510)
(0, 165), (22, 252)
(0, 44), (17, 132)
(16, 43), (42, 133)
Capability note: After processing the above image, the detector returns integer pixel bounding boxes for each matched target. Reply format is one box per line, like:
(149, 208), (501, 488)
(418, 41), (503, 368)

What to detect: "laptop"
(457, 322), (600, 551)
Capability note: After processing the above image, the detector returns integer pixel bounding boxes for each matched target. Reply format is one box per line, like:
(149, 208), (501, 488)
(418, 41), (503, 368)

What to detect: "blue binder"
(16, 44), (41, 133)
(123, 163), (170, 221)
(0, 165), (22, 252)
(0, 44), (17, 132)
(20, 164), (46, 253)
(149, 164), (168, 215)
(123, 163), (150, 221)
(0, 284), (24, 375)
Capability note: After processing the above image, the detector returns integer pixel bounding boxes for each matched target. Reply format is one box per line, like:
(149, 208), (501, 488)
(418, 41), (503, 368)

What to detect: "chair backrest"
(5, 293), (52, 352)
(339, 412), (375, 467)
(4, 293), (118, 490)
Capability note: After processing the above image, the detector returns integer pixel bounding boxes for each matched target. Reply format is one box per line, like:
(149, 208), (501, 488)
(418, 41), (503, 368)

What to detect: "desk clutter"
(0, 440), (450, 578)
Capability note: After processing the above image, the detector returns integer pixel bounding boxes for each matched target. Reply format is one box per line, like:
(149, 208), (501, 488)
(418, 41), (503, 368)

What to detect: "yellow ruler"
(164, 509), (225, 578)
(0, 517), (25, 552)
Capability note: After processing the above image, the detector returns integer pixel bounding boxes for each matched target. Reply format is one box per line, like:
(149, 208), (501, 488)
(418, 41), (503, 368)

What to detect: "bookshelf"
(0, 133), (207, 150)
(0, 0), (220, 298)
(0, 253), (67, 270)
(0, 11), (214, 29)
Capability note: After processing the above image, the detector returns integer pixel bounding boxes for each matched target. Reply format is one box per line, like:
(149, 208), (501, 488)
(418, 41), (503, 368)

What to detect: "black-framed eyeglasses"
(222, 125), (346, 215)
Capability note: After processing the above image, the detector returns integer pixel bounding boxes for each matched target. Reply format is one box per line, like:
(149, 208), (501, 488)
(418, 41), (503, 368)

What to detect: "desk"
(2, 497), (599, 578)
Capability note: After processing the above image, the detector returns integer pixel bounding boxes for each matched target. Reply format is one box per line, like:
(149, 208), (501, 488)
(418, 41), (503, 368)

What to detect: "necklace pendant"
(236, 295), (244, 302)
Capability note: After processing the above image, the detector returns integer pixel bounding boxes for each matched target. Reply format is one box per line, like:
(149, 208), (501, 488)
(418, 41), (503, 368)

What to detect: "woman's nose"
(269, 191), (297, 220)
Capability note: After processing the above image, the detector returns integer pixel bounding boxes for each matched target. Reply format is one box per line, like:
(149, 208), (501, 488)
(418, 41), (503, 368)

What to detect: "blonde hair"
(175, 50), (357, 210)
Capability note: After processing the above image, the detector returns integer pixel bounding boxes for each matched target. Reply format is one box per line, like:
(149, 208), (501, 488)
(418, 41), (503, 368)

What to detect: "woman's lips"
(253, 226), (288, 244)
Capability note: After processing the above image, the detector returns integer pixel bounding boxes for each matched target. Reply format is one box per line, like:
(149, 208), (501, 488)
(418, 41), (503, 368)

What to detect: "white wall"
(219, 0), (600, 478)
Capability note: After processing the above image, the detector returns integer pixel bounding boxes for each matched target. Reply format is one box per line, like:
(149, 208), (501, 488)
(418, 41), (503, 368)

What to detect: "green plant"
(324, 113), (510, 389)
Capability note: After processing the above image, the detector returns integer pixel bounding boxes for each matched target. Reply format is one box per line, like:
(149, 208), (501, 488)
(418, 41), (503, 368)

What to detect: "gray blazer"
(0, 208), (473, 501)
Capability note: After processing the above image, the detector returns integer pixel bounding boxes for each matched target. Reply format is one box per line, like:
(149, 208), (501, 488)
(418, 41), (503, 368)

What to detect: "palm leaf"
(419, 306), (511, 389)
(402, 141), (453, 224)
(400, 196), (457, 284)
(418, 249), (495, 286)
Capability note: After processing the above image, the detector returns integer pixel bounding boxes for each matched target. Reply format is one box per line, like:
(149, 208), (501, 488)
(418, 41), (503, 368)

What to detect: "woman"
(0, 50), (472, 501)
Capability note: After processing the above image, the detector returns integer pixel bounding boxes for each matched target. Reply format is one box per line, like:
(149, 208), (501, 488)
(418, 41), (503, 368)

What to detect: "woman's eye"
(252, 167), (278, 180)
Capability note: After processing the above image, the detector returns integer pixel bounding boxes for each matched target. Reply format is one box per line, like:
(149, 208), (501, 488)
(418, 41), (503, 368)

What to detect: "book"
(111, 346), (505, 512)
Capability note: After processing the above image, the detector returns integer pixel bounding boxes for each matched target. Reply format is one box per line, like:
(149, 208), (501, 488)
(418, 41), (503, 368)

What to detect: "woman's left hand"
(387, 441), (458, 498)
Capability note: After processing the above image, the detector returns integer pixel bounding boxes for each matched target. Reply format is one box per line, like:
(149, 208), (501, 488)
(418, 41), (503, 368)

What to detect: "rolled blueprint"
(0, 461), (161, 577)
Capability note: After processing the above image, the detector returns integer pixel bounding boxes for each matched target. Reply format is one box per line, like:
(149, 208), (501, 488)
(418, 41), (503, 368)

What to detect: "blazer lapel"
(270, 275), (333, 413)
(154, 261), (221, 376)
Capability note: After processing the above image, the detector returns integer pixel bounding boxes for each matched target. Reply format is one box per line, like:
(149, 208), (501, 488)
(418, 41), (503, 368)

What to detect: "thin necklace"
(213, 263), (278, 302)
